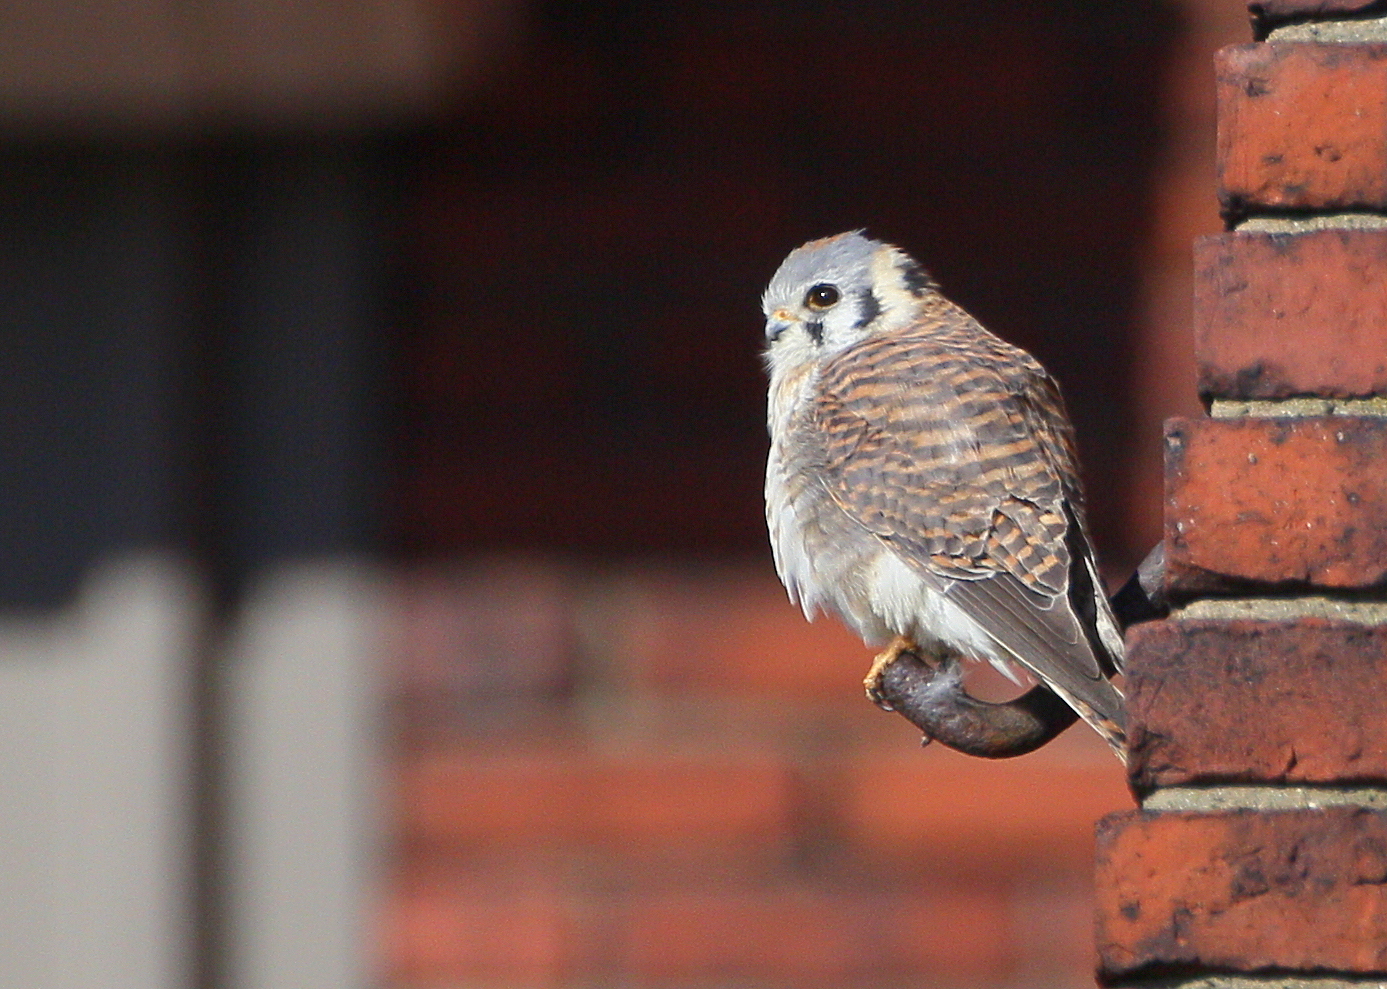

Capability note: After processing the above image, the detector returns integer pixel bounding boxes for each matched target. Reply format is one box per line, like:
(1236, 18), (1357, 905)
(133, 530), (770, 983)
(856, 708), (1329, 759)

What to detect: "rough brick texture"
(1164, 416), (1387, 593)
(1096, 808), (1387, 981)
(1195, 229), (1387, 400)
(1125, 618), (1387, 794)
(1217, 43), (1387, 212)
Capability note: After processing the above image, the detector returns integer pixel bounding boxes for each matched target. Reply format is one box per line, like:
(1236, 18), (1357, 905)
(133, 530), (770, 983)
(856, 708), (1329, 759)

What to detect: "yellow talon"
(864, 634), (917, 711)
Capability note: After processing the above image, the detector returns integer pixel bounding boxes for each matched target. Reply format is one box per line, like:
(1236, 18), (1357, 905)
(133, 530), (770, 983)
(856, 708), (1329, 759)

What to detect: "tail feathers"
(1045, 677), (1127, 763)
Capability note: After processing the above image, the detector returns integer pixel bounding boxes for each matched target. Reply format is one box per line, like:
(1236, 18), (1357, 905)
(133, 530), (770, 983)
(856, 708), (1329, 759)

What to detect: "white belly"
(765, 395), (1013, 676)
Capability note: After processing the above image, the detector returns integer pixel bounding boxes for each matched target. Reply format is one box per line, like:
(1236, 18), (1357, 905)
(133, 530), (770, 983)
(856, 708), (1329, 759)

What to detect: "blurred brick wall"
(382, 561), (1130, 987)
(0, 0), (1273, 985)
(379, 2), (1255, 987)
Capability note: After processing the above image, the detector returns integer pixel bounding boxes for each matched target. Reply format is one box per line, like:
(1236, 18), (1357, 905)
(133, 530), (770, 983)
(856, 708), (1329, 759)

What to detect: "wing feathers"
(811, 313), (1126, 746)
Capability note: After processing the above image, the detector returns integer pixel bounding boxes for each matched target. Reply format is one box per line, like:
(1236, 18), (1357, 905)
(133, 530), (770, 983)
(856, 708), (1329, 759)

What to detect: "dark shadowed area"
(397, 3), (1176, 567)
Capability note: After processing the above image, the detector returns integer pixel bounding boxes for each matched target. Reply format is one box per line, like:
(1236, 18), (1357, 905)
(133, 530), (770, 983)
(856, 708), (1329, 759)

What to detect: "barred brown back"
(813, 305), (1083, 599)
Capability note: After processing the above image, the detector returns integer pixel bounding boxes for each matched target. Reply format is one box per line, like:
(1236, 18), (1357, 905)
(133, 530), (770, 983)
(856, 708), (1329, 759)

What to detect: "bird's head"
(761, 230), (938, 370)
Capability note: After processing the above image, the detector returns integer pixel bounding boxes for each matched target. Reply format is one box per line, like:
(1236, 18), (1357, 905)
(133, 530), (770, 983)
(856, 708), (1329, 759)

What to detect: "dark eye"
(805, 283), (840, 310)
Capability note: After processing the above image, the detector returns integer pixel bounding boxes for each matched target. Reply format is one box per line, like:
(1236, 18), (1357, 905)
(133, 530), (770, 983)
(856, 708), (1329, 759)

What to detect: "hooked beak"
(764, 308), (794, 343)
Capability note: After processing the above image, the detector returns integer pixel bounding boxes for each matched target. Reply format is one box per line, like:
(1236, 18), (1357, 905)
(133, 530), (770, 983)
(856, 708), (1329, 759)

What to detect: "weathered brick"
(1096, 808), (1387, 981)
(1195, 229), (1387, 400)
(1217, 43), (1387, 212)
(1126, 618), (1387, 794)
(398, 747), (796, 851)
(1165, 416), (1387, 593)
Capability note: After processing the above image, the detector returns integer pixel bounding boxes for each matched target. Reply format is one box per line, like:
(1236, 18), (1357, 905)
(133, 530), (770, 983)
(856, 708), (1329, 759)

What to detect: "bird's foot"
(864, 634), (921, 711)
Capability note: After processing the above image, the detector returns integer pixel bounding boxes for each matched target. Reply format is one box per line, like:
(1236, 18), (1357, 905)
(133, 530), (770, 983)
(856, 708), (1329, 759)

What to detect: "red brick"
(382, 877), (578, 985)
(382, 870), (1026, 988)
(1195, 229), (1387, 400)
(598, 570), (871, 703)
(826, 749), (1131, 873)
(624, 887), (1015, 986)
(1217, 43), (1387, 212)
(1096, 808), (1387, 980)
(1165, 416), (1387, 593)
(396, 746), (796, 852)
(1126, 618), (1387, 794)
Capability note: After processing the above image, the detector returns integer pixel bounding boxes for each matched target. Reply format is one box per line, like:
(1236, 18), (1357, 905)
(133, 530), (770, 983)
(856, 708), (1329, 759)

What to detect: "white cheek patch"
(866, 250), (930, 332)
(762, 329), (818, 379)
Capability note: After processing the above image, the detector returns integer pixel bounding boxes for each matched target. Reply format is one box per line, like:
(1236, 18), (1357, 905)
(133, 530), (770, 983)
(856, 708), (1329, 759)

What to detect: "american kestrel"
(761, 231), (1126, 757)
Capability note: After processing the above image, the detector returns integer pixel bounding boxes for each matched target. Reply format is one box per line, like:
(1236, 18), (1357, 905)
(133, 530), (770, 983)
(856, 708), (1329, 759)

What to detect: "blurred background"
(0, 1), (1247, 987)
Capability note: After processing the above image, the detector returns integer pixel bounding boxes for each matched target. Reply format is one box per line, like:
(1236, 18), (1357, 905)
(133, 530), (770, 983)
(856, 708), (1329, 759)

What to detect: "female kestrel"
(762, 231), (1126, 757)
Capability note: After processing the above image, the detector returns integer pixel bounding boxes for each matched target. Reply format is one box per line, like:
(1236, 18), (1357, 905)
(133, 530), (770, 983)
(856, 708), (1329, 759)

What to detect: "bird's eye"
(805, 284), (840, 310)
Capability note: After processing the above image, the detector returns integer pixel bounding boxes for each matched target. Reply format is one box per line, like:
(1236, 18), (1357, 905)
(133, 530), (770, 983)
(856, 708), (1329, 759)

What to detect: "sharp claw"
(865, 684), (895, 712)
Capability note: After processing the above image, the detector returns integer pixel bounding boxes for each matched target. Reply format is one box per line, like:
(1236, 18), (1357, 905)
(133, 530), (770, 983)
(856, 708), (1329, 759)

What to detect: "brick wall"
(381, 562), (1129, 988)
(376, 5), (1244, 988)
(1096, 4), (1387, 984)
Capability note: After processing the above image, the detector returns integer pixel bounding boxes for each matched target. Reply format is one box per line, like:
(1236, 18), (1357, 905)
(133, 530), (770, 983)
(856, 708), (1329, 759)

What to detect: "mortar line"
(1142, 785), (1387, 812)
